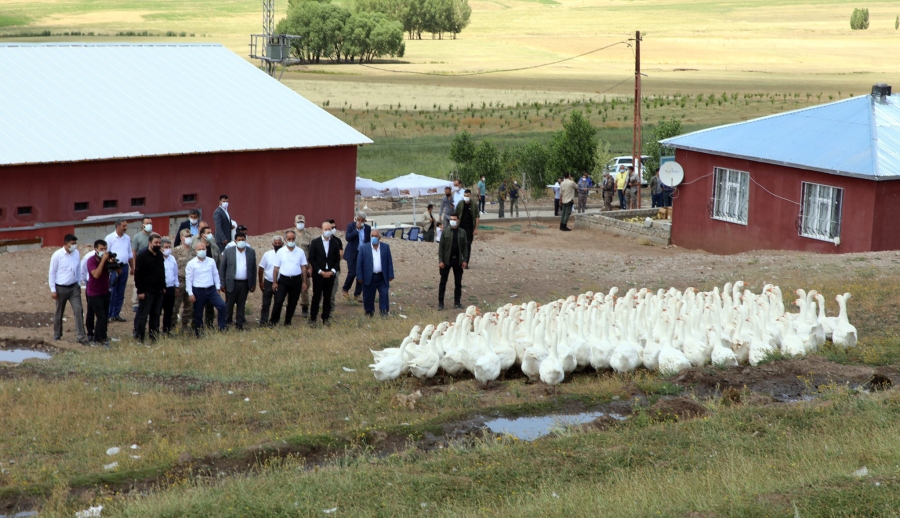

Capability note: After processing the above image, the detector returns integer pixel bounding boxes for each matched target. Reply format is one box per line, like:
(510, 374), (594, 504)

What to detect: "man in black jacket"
(174, 208), (201, 247)
(307, 221), (343, 326)
(133, 233), (166, 342)
(438, 214), (468, 311)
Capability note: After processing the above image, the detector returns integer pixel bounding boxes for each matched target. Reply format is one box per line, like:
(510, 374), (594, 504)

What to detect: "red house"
(660, 85), (900, 254)
(0, 43), (371, 247)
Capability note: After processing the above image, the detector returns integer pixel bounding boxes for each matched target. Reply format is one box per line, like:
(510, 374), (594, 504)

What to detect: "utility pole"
(632, 30), (642, 209)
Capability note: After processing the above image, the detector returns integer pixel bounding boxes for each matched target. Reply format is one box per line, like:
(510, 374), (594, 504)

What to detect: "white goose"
(370, 337), (412, 382)
(539, 326), (565, 388)
(815, 292), (839, 340)
(832, 293), (858, 349)
(473, 330), (501, 388)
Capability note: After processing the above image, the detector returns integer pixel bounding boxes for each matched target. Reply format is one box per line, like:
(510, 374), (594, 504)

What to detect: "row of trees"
(278, 0), (405, 63)
(449, 111), (683, 197)
(355, 0), (472, 39)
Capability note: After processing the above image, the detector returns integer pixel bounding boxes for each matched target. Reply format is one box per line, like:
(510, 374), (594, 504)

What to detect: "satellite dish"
(659, 161), (684, 187)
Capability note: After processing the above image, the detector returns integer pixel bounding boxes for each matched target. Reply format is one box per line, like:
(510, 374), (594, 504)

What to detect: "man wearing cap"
(421, 203), (437, 242)
(601, 171), (616, 211)
(294, 215), (317, 317)
(174, 208), (201, 247)
(173, 228), (196, 333)
(48, 234), (88, 345)
(342, 212), (371, 302)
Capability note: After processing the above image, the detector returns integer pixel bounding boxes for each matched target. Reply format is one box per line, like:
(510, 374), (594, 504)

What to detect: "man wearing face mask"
(439, 186), (455, 229)
(422, 204), (437, 242)
(293, 215), (317, 316)
(173, 229), (196, 333)
(175, 208), (201, 247)
(257, 235), (284, 326)
(477, 175), (487, 215)
(105, 219), (134, 323)
(342, 212), (370, 302)
(133, 233), (166, 343)
(213, 194), (232, 250)
(438, 214), (468, 311)
(356, 229), (394, 317)
(269, 230), (309, 326)
(160, 238), (179, 336)
(308, 222), (343, 326)
(86, 238), (118, 347)
(130, 216), (154, 314)
(219, 232), (257, 331)
(454, 188), (479, 269)
(49, 234), (88, 345)
(185, 241), (227, 335)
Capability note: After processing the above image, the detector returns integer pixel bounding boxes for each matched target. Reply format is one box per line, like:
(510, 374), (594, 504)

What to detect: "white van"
(606, 156), (650, 186)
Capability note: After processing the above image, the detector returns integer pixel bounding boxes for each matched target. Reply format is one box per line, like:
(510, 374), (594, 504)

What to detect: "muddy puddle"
(0, 511), (38, 518)
(0, 349), (51, 363)
(485, 412), (628, 441)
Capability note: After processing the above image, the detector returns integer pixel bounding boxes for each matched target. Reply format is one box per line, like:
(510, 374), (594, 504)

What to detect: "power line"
(356, 41), (630, 77)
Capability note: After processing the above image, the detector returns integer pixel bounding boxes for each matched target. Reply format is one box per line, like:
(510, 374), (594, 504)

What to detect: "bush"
(850, 8), (869, 30)
(548, 110), (597, 176)
(642, 118), (683, 182)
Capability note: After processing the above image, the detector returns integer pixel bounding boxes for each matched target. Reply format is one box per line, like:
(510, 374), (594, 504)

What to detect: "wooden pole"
(632, 30), (642, 209)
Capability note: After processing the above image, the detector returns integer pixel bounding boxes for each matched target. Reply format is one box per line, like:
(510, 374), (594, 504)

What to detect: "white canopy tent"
(380, 173), (453, 223)
(355, 177), (390, 198)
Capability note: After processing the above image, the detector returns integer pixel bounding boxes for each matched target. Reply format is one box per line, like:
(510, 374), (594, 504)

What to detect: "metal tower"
(249, 0), (301, 80)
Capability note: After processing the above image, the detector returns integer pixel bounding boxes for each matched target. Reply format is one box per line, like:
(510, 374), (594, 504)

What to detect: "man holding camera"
(86, 239), (120, 347)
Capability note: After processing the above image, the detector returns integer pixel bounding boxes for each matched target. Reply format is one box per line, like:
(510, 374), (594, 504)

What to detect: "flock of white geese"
(369, 283), (858, 388)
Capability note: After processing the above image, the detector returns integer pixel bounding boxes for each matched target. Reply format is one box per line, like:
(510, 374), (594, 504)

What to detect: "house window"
(103, 200), (118, 209)
(131, 197), (146, 207)
(182, 193), (197, 203)
(799, 182), (842, 242)
(17, 206), (32, 216)
(711, 167), (749, 225)
(74, 202), (89, 211)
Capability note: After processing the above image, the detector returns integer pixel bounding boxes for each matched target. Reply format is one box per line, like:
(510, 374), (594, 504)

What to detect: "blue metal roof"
(660, 94), (900, 180)
(0, 43), (372, 167)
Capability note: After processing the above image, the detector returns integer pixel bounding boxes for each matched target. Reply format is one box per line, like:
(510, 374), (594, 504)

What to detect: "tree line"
(278, 0), (406, 63)
(355, 0), (472, 40)
(449, 111), (682, 197)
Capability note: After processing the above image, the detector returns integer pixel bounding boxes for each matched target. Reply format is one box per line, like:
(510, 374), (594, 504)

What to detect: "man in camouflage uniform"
(601, 171), (616, 212)
(172, 228), (196, 333)
(198, 224), (221, 328)
(295, 214), (317, 318)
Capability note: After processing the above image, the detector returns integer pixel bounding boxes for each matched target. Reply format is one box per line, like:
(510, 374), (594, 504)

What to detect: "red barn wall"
(0, 146), (358, 247)
(872, 180), (900, 251)
(671, 150), (879, 254)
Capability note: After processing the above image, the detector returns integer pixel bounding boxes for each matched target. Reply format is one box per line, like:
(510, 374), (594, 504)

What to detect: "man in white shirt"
(48, 234), (88, 344)
(452, 179), (465, 206)
(269, 230), (308, 326)
(161, 238), (180, 336)
(257, 235), (283, 326)
(185, 240), (226, 335)
(552, 178), (562, 216)
(218, 232), (257, 331)
(105, 218), (134, 322)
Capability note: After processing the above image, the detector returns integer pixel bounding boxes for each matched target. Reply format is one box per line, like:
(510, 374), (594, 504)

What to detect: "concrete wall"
(574, 209), (671, 245)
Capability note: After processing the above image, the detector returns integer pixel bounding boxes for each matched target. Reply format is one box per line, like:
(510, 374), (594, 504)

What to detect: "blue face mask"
(371, 237), (380, 246)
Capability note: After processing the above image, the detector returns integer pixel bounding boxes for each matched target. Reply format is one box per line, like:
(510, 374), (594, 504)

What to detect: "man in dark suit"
(218, 232), (257, 331)
(438, 214), (468, 311)
(355, 229), (394, 317)
(307, 221), (343, 326)
(133, 233), (166, 343)
(174, 208), (201, 247)
(342, 211), (371, 302)
(213, 194), (232, 250)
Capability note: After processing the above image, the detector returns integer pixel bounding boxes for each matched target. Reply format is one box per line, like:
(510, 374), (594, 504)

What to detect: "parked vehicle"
(606, 156), (650, 186)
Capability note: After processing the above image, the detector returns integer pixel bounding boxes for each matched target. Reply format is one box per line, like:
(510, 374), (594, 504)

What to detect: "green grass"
(0, 13), (30, 28)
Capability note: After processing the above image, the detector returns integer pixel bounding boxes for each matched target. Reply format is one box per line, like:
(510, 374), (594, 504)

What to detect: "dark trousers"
(87, 294), (110, 342)
(651, 193), (662, 208)
(423, 228), (435, 242)
(498, 199), (505, 218)
(85, 295), (95, 338)
(310, 274), (335, 322)
(560, 201), (574, 227)
(478, 195), (486, 212)
(663, 191), (673, 207)
(162, 287), (176, 334)
(461, 225), (474, 267)
(438, 264), (464, 306)
(259, 279), (275, 325)
(225, 280), (250, 329)
(108, 264), (129, 319)
(554, 198), (560, 216)
(617, 189), (625, 209)
(342, 259), (363, 297)
(362, 273), (389, 315)
(270, 275), (302, 325)
(135, 291), (164, 342)
(192, 286), (225, 333)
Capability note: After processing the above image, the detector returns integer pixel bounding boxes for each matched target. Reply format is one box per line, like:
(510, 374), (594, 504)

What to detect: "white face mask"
(65, 244), (75, 252)
(450, 220), (458, 228)
(183, 237), (192, 246)
(323, 230), (333, 239)
(221, 201), (229, 210)
(236, 241), (247, 249)
(96, 250), (107, 257)
(196, 250), (207, 259)
(286, 241), (296, 249)
(162, 248), (172, 257)
(463, 196), (470, 203)
(189, 218), (198, 225)
(296, 223), (305, 231)
(143, 224), (152, 232)
(205, 234), (213, 242)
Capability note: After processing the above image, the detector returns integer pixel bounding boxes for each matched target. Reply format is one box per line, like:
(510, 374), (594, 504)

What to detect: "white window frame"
(711, 167), (750, 225)
(799, 182), (842, 242)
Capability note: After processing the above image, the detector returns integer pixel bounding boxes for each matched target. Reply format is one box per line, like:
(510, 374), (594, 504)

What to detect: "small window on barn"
(182, 193), (197, 203)
(17, 206), (32, 216)
(103, 199), (118, 209)
(799, 182), (842, 242)
(74, 201), (89, 212)
(131, 197), (146, 207)
(711, 167), (749, 225)
(0, 208), (4, 219)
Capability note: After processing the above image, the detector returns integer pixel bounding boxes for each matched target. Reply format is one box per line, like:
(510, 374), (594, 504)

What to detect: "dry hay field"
(2, 223), (900, 516)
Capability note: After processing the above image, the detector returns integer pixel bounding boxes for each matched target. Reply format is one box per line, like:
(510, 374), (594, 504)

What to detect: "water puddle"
(0, 512), (39, 518)
(485, 412), (627, 441)
(774, 394), (815, 404)
(0, 349), (52, 363)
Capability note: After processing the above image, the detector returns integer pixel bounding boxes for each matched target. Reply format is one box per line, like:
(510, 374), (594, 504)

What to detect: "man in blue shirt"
(342, 212), (371, 302)
(477, 176), (486, 215)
